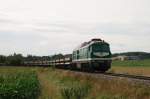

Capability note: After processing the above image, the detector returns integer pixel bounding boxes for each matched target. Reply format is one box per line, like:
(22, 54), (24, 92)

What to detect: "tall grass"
(58, 70), (150, 99)
(0, 71), (40, 99)
(61, 83), (91, 99)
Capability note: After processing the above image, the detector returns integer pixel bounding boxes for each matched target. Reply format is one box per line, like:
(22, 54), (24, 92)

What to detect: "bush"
(0, 72), (40, 99)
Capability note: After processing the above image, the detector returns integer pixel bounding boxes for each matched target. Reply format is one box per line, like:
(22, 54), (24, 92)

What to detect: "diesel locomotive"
(24, 38), (112, 72)
(72, 38), (111, 72)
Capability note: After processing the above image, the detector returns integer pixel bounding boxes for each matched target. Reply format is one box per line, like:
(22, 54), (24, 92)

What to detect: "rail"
(97, 72), (150, 81)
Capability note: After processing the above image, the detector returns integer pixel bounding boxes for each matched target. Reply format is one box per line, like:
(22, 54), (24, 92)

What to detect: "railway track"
(23, 64), (150, 82)
(69, 69), (150, 81)
(65, 69), (150, 86)
(94, 72), (150, 86)
(101, 72), (150, 81)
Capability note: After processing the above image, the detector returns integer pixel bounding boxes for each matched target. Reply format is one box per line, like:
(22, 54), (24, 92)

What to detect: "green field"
(0, 66), (150, 99)
(0, 68), (40, 99)
(112, 59), (150, 67)
(110, 59), (150, 76)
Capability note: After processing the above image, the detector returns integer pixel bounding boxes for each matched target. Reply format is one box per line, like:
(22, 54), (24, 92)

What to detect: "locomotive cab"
(89, 41), (111, 71)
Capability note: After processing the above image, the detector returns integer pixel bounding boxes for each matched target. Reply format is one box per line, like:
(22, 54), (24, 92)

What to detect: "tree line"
(112, 52), (150, 59)
(0, 53), (65, 66)
(0, 52), (150, 66)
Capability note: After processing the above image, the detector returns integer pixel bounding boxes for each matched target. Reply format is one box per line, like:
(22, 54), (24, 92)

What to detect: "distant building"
(112, 55), (128, 61)
(112, 55), (140, 61)
(127, 56), (140, 60)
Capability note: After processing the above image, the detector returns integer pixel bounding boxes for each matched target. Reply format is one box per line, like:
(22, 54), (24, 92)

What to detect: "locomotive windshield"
(92, 43), (110, 52)
(91, 43), (111, 57)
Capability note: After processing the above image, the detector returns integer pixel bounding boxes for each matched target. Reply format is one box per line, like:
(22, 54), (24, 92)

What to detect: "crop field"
(0, 68), (40, 99)
(0, 66), (150, 99)
(111, 59), (150, 76)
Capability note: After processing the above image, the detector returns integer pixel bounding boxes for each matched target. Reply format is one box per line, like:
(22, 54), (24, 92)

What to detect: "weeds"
(61, 83), (91, 99)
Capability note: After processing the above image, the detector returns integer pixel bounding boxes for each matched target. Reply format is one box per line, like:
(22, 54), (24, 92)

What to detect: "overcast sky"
(0, 0), (150, 56)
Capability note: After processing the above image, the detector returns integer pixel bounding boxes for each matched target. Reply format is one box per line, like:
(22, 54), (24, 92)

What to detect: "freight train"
(24, 38), (112, 72)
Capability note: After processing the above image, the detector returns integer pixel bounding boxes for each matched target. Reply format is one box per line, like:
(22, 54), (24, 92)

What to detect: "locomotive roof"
(73, 38), (108, 51)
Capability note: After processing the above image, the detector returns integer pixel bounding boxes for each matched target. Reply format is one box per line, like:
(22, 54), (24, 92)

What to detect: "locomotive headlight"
(93, 52), (109, 57)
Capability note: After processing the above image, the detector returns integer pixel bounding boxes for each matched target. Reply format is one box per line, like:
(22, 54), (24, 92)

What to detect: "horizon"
(0, 0), (150, 56)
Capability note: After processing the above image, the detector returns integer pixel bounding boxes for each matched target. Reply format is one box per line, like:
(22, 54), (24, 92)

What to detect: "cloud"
(0, 20), (150, 55)
(0, 0), (150, 55)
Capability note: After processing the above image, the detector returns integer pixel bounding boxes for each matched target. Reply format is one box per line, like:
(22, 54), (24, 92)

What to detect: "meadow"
(112, 59), (150, 67)
(111, 59), (150, 76)
(0, 66), (150, 99)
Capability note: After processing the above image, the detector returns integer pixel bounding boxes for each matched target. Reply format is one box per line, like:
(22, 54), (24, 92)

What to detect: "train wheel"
(81, 63), (87, 72)
(88, 62), (94, 73)
(70, 63), (77, 70)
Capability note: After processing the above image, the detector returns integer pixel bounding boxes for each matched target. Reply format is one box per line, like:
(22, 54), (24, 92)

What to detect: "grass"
(0, 70), (40, 99)
(110, 59), (150, 76)
(37, 68), (91, 99)
(37, 68), (150, 99)
(0, 66), (150, 99)
(109, 66), (150, 76)
(61, 83), (90, 99)
(112, 59), (150, 67)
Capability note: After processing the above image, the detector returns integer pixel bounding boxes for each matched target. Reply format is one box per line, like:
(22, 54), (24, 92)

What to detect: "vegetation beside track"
(38, 67), (150, 99)
(0, 66), (150, 99)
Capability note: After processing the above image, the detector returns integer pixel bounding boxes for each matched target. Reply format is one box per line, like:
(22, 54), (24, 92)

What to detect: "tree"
(6, 53), (23, 66)
(0, 55), (6, 63)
